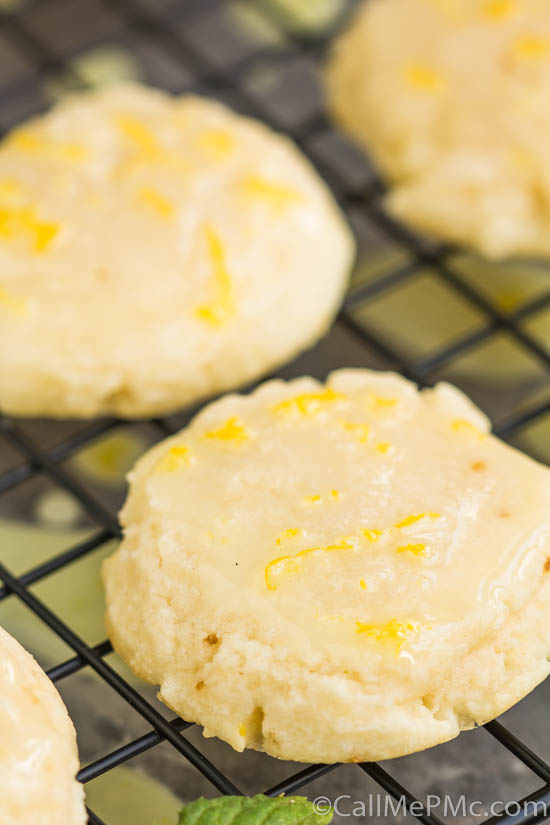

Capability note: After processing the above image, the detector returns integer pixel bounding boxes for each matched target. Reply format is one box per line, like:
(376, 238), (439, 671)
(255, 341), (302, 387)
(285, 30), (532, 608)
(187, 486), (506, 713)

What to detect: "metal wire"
(2, 0), (550, 823)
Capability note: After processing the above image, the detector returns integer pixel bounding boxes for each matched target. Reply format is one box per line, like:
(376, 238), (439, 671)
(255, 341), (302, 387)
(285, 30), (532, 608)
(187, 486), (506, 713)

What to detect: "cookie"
(0, 626), (86, 825)
(325, 0), (550, 258)
(0, 83), (353, 418)
(103, 368), (550, 763)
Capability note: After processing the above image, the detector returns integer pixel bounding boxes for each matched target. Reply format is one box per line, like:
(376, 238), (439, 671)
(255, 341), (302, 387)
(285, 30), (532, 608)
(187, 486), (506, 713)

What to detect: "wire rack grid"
(2, 0), (550, 823)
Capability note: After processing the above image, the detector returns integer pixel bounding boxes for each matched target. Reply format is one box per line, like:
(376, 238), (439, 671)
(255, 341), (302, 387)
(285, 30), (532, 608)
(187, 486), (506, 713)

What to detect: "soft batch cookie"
(0, 626), (86, 825)
(0, 83), (353, 418)
(326, 0), (550, 258)
(103, 368), (550, 763)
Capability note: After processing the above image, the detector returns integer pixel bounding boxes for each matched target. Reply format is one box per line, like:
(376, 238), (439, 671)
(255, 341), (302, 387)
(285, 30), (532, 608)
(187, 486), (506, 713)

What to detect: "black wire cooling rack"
(3, 1), (550, 824)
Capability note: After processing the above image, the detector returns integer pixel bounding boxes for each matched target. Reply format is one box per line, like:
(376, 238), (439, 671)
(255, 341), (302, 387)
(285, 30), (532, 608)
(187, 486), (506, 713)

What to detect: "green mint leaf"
(176, 795), (333, 825)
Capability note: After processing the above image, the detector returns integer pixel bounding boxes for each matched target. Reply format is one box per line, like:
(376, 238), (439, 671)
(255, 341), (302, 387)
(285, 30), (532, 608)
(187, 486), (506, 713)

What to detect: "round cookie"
(0, 83), (353, 418)
(103, 368), (550, 763)
(0, 626), (86, 825)
(326, 0), (550, 259)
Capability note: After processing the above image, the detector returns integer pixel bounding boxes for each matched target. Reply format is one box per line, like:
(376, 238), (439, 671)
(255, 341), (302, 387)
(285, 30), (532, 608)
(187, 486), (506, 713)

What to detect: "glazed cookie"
(103, 368), (550, 763)
(0, 626), (86, 825)
(326, 0), (550, 258)
(0, 83), (353, 418)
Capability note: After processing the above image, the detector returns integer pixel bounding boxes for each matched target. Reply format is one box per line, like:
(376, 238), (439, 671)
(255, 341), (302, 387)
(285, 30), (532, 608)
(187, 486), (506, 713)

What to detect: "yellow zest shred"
(375, 442), (392, 454)
(273, 388), (346, 417)
(265, 538), (354, 590)
(197, 129), (235, 159)
(296, 540), (355, 560)
(330, 489), (341, 500)
(340, 419), (370, 444)
(242, 175), (304, 213)
(116, 114), (159, 156)
(513, 35), (550, 59)
(265, 555), (301, 590)
(396, 543), (428, 558)
(276, 527), (301, 546)
(0, 205), (59, 252)
(370, 395), (398, 408)
(31, 216), (58, 251)
(404, 63), (445, 92)
(138, 186), (174, 218)
(195, 225), (236, 326)
(154, 445), (190, 474)
(483, 0), (515, 19)
(7, 129), (88, 161)
(395, 512), (440, 529)
(356, 619), (420, 651)
(0, 286), (27, 316)
(359, 578), (367, 591)
(265, 510), (441, 590)
(361, 528), (383, 542)
(204, 416), (248, 442)
(238, 724), (246, 737)
(304, 494), (321, 504)
(451, 419), (486, 440)
(114, 114), (193, 177)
